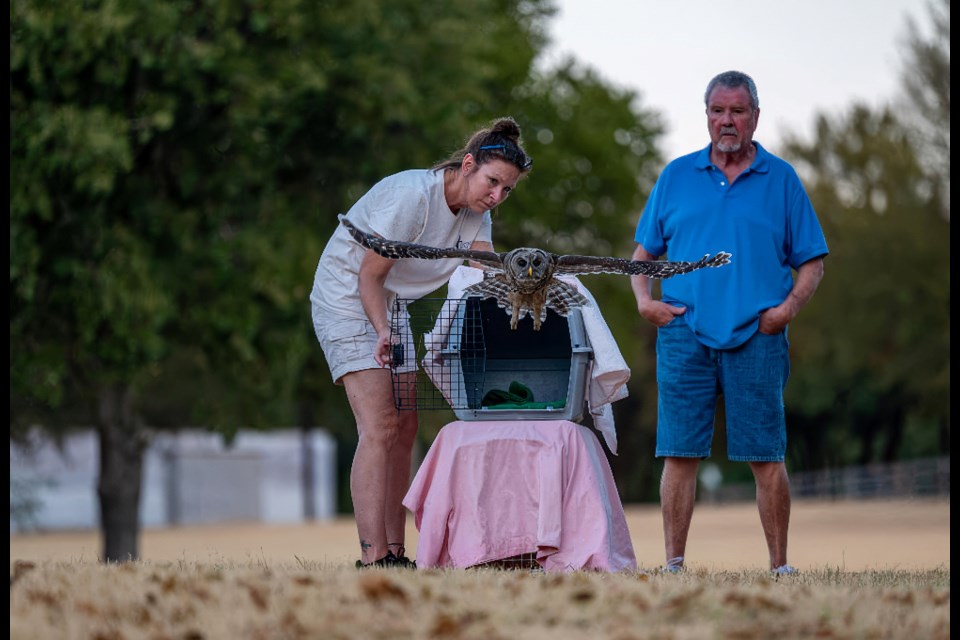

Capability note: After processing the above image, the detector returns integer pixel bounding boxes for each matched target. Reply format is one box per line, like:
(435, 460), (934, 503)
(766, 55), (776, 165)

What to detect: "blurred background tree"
(777, 0), (949, 475)
(10, 0), (562, 561)
(10, 0), (948, 560)
(897, 0), (950, 219)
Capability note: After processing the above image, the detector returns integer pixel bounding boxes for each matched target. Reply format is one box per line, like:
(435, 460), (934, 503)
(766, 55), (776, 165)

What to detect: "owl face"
(503, 248), (555, 294)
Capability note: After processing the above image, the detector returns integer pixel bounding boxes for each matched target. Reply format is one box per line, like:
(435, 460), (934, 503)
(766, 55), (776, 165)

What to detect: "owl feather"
(339, 215), (732, 330)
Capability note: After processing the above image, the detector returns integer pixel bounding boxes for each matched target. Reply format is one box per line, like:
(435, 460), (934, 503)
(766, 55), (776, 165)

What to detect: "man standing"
(631, 71), (828, 575)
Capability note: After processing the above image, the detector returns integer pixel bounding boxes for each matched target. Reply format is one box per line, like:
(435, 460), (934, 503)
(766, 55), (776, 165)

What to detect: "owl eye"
(516, 258), (528, 268)
(532, 257), (543, 267)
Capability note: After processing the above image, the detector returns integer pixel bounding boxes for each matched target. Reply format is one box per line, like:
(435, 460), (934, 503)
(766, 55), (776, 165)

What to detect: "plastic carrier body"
(444, 296), (592, 422)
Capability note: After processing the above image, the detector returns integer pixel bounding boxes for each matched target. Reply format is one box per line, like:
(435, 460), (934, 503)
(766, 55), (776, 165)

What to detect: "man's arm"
(630, 244), (687, 327)
(759, 256), (826, 334)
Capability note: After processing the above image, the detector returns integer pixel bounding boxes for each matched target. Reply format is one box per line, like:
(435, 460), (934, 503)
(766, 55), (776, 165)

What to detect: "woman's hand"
(373, 332), (394, 368)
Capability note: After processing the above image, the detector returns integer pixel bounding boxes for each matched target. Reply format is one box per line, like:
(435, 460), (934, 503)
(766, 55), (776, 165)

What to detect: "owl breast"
(503, 248), (555, 294)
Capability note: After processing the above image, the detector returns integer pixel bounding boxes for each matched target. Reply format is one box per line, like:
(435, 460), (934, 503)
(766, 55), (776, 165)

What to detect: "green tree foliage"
(898, 0), (950, 218)
(10, 0), (557, 560)
(493, 57), (664, 253)
(782, 105), (949, 469)
(779, 0), (949, 471)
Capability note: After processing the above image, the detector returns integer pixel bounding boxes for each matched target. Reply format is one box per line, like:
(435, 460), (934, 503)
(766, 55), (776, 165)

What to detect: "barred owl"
(340, 215), (732, 330)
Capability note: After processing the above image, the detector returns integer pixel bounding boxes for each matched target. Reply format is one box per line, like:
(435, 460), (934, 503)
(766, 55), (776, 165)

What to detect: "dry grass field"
(10, 498), (950, 639)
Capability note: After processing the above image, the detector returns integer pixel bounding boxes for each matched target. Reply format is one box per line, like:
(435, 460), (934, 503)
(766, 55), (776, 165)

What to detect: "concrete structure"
(10, 428), (337, 533)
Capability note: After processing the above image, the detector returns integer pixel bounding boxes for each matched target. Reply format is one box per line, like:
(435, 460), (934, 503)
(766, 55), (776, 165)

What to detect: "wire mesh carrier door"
(389, 295), (591, 421)
(389, 296), (486, 412)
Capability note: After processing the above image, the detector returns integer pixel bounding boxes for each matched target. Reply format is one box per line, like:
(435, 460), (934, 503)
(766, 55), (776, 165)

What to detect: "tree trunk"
(96, 382), (147, 563)
(880, 402), (904, 463)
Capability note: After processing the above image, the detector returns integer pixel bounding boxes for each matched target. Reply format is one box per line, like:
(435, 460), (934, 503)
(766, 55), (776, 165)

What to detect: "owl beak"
(528, 267), (533, 277)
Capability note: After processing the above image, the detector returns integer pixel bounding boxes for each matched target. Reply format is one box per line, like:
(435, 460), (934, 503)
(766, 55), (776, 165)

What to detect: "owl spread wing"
(462, 274), (513, 308)
(339, 215), (505, 270)
(340, 213), (733, 330)
(554, 252), (732, 277)
(544, 280), (590, 317)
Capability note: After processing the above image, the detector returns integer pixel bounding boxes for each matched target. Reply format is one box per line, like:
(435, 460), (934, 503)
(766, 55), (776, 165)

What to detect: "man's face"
(706, 85), (760, 153)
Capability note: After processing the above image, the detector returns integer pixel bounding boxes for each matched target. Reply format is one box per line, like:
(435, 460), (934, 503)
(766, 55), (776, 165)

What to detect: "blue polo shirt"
(634, 142), (828, 350)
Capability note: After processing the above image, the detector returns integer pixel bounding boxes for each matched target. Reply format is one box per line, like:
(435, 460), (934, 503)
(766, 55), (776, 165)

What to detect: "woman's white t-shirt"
(310, 169), (493, 321)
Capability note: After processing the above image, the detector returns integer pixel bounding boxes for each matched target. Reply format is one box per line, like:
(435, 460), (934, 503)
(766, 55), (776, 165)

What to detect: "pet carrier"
(390, 295), (592, 423)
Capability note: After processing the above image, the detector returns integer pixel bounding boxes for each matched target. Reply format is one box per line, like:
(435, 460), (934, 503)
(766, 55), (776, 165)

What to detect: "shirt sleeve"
(634, 175), (667, 257)
(785, 170), (829, 268)
(367, 185), (429, 243)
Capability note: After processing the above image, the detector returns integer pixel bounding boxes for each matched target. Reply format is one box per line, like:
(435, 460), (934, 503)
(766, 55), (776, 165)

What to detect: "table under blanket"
(403, 420), (638, 572)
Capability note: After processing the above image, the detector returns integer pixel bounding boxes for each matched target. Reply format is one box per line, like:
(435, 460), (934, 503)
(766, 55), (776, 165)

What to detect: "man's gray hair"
(704, 71), (759, 110)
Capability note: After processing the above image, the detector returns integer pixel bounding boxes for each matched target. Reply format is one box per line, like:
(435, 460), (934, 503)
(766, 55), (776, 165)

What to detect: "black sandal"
(389, 543), (416, 569)
(355, 551), (396, 569)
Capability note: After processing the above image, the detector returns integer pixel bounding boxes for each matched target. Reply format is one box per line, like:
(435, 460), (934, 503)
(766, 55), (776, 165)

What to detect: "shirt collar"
(695, 141), (771, 174)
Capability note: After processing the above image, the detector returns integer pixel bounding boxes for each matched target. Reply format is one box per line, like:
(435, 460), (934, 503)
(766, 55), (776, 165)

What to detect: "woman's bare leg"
(342, 368), (416, 564)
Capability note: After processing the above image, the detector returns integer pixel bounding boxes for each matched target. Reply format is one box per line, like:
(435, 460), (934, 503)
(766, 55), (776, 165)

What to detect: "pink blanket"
(403, 420), (638, 572)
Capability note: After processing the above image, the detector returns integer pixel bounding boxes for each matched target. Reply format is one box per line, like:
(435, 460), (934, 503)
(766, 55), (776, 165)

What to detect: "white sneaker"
(771, 564), (797, 576)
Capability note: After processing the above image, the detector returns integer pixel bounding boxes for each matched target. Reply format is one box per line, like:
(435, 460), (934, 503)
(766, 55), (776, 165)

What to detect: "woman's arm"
(357, 250), (398, 367)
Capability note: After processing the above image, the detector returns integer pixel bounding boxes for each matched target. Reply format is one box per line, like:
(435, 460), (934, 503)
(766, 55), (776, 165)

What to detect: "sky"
(540, 0), (932, 160)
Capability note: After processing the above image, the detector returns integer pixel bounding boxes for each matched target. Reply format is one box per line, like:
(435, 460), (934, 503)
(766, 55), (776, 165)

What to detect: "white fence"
(10, 428), (337, 533)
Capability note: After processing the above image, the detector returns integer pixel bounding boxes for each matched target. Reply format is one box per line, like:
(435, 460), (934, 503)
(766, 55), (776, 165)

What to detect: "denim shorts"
(654, 318), (790, 461)
(312, 310), (418, 384)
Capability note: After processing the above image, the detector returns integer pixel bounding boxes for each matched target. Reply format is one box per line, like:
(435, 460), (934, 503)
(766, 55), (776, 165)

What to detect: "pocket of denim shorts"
(663, 315), (684, 328)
